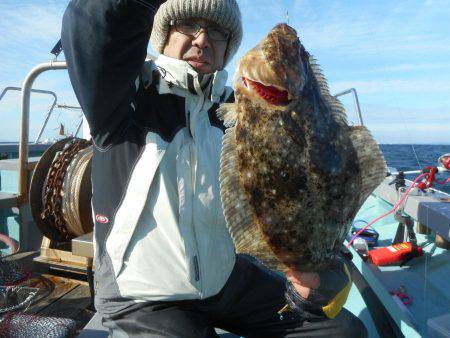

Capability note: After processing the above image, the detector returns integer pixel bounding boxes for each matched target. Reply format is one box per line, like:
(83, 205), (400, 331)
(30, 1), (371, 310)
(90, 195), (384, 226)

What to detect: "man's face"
(163, 18), (228, 74)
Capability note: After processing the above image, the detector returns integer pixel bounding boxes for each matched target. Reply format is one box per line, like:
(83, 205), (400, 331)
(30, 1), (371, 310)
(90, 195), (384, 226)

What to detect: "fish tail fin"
(349, 126), (387, 207)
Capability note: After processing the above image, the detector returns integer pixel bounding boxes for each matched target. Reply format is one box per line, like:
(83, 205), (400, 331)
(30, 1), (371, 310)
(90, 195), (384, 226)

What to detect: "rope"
(0, 234), (18, 255)
(0, 259), (35, 315)
(0, 286), (39, 315)
(61, 146), (93, 237)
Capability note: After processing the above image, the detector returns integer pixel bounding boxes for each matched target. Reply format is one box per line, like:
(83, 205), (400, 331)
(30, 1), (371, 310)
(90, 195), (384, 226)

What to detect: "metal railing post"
(334, 88), (364, 126)
(0, 86), (59, 144)
(74, 119), (83, 138)
(18, 61), (67, 202)
(34, 96), (58, 144)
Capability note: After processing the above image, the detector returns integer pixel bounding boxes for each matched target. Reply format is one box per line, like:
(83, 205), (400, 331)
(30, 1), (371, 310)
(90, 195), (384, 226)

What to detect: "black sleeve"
(61, 0), (164, 146)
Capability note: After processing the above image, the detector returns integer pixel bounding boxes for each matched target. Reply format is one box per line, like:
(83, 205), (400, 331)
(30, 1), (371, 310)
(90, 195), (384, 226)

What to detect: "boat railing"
(18, 61), (68, 202)
(1, 86), (57, 144)
(334, 87), (364, 126)
(1, 86), (82, 144)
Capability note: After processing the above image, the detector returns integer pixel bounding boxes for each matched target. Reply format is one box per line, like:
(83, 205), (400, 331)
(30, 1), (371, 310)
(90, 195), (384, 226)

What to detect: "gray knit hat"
(150, 0), (243, 66)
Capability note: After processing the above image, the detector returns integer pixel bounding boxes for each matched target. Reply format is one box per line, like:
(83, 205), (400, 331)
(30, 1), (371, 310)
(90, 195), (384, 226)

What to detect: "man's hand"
(283, 257), (352, 319)
(285, 270), (320, 299)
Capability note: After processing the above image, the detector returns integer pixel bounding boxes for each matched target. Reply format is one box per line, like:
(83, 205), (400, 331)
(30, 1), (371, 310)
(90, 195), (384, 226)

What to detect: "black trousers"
(102, 255), (368, 338)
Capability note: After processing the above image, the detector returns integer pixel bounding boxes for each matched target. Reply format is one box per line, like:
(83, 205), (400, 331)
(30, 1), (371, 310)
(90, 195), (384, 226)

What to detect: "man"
(62, 0), (368, 337)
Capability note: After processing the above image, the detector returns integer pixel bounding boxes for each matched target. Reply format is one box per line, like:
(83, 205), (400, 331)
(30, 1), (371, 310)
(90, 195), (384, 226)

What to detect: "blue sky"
(0, 0), (449, 143)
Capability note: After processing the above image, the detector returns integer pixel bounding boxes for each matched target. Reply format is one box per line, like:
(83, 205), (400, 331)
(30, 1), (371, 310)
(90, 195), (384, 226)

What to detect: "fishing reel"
(388, 171), (406, 191)
(417, 166), (438, 192)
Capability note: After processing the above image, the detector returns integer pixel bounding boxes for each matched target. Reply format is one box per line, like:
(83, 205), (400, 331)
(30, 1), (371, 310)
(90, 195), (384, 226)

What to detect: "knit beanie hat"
(150, 0), (243, 66)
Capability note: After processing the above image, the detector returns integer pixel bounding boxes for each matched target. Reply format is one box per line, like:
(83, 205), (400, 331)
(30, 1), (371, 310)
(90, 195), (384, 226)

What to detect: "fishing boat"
(1, 57), (450, 338)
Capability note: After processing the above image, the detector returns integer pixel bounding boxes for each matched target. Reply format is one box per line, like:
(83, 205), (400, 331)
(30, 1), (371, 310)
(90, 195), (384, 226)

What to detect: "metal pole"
(18, 61), (67, 202)
(390, 167), (449, 176)
(34, 98), (58, 144)
(1, 86), (59, 144)
(56, 104), (82, 110)
(334, 88), (364, 126)
(74, 119), (83, 138)
(1, 87), (57, 104)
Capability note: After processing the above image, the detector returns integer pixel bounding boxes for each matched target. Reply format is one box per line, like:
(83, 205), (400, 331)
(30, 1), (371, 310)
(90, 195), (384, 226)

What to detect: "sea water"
(1, 142), (449, 193)
(380, 144), (450, 194)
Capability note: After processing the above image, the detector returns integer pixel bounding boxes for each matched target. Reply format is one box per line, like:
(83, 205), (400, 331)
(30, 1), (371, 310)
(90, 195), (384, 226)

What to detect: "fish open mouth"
(242, 77), (291, 105)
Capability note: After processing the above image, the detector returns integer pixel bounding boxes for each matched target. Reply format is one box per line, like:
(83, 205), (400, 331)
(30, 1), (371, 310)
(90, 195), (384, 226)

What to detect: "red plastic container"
(368, 242), (423, 266)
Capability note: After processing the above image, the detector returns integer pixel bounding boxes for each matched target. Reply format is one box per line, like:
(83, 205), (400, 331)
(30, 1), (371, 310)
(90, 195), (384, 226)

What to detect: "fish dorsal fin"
(310, 54), (385, 222)
(308, 56), (348, 126)
(348, 125), (387, 208)
(217, 103), (237, 128)
(308, 57), (331, 96)
(220, 125), (285, 271)
(328, 96), (349, 126)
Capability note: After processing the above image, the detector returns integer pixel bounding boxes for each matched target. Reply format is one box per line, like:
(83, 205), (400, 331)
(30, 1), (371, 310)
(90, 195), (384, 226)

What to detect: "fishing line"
(365, 13), (431, 322)
(364, 7), (422, 169)
(422, 204), (430, 330)
(346, 173), (427, 248)
(433, 177), (450, 185)
(399, 110), (422, 170)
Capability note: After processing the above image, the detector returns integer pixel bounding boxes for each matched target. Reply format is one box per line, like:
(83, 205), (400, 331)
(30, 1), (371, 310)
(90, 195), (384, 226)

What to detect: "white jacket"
(106, 55), (236, 302)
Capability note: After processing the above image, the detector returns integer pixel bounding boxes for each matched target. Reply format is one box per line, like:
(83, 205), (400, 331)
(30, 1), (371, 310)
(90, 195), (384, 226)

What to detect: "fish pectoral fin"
(217, 103), (237, 127)
(349, 125), (387, 208)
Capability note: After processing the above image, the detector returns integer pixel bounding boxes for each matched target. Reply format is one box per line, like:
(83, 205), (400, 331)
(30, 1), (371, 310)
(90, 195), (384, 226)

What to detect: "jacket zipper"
(187, 110), (193, 138)
(193, 256), (200, 281)
(190, 140), (202, 288)
(188, 96), (204, 292)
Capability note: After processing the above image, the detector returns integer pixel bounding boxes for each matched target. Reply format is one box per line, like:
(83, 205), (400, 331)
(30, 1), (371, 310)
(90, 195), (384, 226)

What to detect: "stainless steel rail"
(1, 86), (56, 102)
(334, 88), (364, 126)
(1, 87), (83, 145)
(18, 61), (68, 201)
(0, 86), (59, 144)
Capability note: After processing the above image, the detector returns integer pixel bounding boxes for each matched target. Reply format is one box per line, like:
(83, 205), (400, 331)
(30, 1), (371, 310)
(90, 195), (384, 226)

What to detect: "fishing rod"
(348, 153), (450, 247)
(347, 173), (428, 248)
(386, 153), (450, 191)
(388, 166), (449, 176)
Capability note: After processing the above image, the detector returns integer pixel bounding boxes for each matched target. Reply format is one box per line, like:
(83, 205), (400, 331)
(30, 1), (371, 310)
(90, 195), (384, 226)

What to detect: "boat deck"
(350, 189), (450, 338)
(5, 154), (449, 337)
(4, 250), (383, 337)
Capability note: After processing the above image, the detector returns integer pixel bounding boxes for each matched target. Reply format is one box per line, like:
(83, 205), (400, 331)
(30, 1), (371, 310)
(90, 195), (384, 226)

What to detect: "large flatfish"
(218, 23), (386, 273)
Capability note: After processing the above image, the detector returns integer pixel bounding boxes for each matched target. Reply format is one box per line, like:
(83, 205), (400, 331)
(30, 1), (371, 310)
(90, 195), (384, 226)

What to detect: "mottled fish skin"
(221, 24), (385, 272)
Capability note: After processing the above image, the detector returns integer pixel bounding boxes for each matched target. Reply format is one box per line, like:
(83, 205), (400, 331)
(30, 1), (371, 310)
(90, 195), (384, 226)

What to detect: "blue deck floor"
(348, 194), (450, 337)
(345, 284), (380, 338)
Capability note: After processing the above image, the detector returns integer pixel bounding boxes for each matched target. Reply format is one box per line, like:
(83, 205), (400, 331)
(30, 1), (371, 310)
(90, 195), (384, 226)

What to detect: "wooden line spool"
(29, 137), (94, 271)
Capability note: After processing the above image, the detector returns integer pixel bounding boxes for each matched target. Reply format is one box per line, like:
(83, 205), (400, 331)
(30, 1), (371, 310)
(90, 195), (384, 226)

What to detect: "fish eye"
(280, 171), (290, 181)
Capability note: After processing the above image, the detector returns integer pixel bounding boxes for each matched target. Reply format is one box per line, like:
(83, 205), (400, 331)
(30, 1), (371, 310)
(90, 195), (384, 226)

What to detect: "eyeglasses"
(169, 19), (230, 41)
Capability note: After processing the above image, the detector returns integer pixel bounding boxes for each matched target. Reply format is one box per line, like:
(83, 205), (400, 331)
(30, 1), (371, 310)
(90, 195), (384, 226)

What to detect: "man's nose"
(192, 29), (210, 49)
